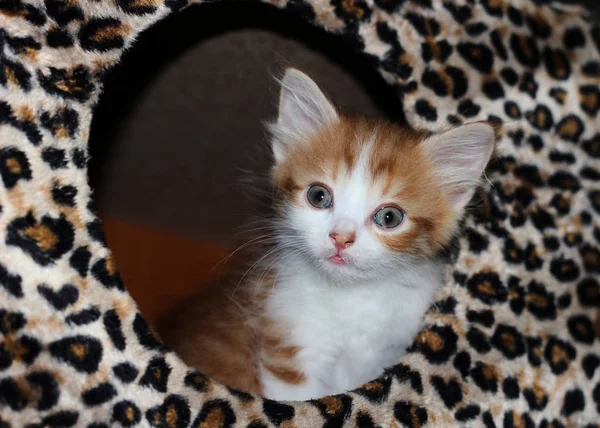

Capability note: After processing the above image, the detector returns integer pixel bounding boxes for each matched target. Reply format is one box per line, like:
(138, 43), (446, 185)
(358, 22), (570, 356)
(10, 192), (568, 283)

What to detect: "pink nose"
(329, 231), (356, 249)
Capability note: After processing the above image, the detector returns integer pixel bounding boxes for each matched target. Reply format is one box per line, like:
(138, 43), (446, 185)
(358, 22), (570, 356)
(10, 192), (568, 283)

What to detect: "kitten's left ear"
(270, 69), (339, 164)
(420, 122), (496, 213)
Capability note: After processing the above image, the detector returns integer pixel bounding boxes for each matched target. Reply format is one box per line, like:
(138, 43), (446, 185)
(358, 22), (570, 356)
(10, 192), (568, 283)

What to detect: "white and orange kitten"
(160, 69), (496, 400)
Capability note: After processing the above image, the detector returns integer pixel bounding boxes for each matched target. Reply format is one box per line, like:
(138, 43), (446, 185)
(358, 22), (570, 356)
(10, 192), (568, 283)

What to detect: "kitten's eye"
(307, 185), (333, 209)
(374, 206), (404, 229)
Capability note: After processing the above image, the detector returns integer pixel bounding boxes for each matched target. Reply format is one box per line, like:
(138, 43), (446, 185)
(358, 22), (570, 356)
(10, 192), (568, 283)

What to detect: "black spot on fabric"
(545, 337), (576, 375)
(513, 186), (534, 208)
(69, 246), (91, 278)
(503, 377), (520, 399)
(457, 42), (493, 73)
(82, 382), (117, 407)
(504, 238), (523, 264)
(453, 271), (467, 286)
(86, 219), (106, 245)
(544, 47), (571, 80)
(72, 148), (87, 168)
(467, 272), (507, 305)
(550, 257), (580, 282)
(51, 183), (77, 207)
(510, 208), (527, 228)
(355, 412), (378, 428)
(567, 314), (595, 344)
(453, 351), (471, 379)
(146, 394), (191, 428)
(40, 107), (79, 138)
(443, 2), (471, 23)
(41, 147), (67, 169)
(0, 262), (23, 298)
(471, 362), (499, 392)
(526, 105), (553, 131)
(405, 12), (439, 37)
(415, 99), (437, 121)
(44, 0), (83, 25)
(465, 22), (488, 37)
(549, 87), (567, 105)
(527, 336), (543, 367)
(184, 370), (211, 393)
(582, 354), (600, 379)
(482, 411), (496, 428)
(507, 5), (523, 25)
(140, 357), (171, 393)
(564, 27), (586, 49)
(49, 335), (102, 373)
(0, 377), (29, 410)
(562, 389), (585, 416)
(66, 306), (101, 326)
(482, 79), (504, 100)
(386, 364), (423, 394)
(580, 244), (600, 273)
(581, 211), (593, 225)
(372, 0), (405, 13)
(112, 400), (141, 427)
(37, 283), (78, 310)
(501, 67), (519, 86)
(510, 33), (541, 68)
(113, 362), (139, 384)
(548, 171), (581, 192)
(519, 72), (539, 98)
(491, 324), (526, 359)
(465, 228), (488, 253)
(41, 410), (79, 427)
(454, 404), (480, 422)
(549, 150), (576, 164)
(0, 146), (32, 189)
(47, 28), (74, 48)
(422, 69), (449, 96)
(430, 297), (456, 314)
(79, 18), (127, 52)
(504, 101), (521, 119)
(556, 115), (585, 143)
(490, 30), (507, 60)
(581, 167), (600, 181)
(550, 194), (571, 216)
(481, 0), (502, 16)
(409, 325), (457, 364)
(526, 281), (556, 320)
(508, 129), (524, 146)
(457, 101), (481, 122)
(441, 67), (467, 99)
(583, 60), (600, 77)
(117, 0), (158, 14)
(0, 57), (33, 93)
(591, 190), (600, 214)
(394, 402), (427, 428)
(580, 85), (600, 117)
(523, 386), (548, 411)
(353, 377), (390, 404)
(91, 257), (124, 291)
(577, 278), (600, 307)
(557, 293), (571, 309)
(6, 213), (74, 266)
(467, 309), (494, 328)
(527, 134), (543, 151)
(467, 327), (491, 353)
(447, 114), (462, 125)
(262, 399), (294, 427)
(504, 411), (534, 428)
(133, 313), (168, 352)
(514, 164), (544, 187)
(0, 309), (26, 335)
(26, 371), (60, 410)
(38, 65), (95, 103)
(523, 243), (544, 271)
(430, 376), (462, 409)
(526, 12), (551, 38)
(103, 310), (126, 351)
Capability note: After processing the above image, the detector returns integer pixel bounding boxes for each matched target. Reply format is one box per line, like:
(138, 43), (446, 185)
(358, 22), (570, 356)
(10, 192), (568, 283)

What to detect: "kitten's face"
(269, 69), (495, 284)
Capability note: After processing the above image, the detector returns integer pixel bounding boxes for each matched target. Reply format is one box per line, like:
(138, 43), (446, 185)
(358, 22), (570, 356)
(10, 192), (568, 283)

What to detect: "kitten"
(159, 68), (496, 400)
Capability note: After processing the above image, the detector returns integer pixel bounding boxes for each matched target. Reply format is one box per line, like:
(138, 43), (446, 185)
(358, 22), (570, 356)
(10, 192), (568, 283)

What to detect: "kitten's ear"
(420, 122), (496, 213)
(270, 68), (339, 164)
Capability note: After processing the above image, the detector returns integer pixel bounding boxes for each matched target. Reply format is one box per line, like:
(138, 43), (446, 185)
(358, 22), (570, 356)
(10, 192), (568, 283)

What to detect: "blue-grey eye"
(307, 185), (333, 209)
(374, 206), (404, 228)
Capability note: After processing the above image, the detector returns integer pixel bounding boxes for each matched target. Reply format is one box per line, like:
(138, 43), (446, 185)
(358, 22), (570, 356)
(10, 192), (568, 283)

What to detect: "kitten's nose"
(329, 231), (356, 249)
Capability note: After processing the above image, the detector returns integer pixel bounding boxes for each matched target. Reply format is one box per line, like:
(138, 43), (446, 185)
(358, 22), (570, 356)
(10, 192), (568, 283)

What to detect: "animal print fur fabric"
(0, 0), (599, 426)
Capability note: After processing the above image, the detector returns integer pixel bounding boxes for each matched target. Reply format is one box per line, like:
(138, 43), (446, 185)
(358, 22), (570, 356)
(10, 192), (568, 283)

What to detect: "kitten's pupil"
(384, 212), (393, 224)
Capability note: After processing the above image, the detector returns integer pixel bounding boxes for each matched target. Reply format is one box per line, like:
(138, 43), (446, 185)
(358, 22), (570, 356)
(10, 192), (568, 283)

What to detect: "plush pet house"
(1, 0), (599, 426)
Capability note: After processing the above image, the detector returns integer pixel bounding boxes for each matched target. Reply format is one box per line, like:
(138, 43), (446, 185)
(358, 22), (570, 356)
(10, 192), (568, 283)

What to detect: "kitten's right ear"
(269, 69), (339, 164)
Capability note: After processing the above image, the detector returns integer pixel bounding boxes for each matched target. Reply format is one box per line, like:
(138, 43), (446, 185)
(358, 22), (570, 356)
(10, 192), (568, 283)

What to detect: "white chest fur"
(260, 259), (443, 400)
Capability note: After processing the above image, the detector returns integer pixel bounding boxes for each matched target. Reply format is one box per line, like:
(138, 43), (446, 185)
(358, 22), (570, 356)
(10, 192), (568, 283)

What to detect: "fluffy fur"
(160, 69), (495, 400)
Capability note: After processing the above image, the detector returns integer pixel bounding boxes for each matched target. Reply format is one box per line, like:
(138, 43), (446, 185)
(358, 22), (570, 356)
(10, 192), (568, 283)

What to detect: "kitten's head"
(268, 69), (495, 284)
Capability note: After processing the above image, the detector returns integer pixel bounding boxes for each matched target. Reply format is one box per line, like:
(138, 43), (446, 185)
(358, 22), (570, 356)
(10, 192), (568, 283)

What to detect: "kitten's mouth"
(328, 254), (346, 265)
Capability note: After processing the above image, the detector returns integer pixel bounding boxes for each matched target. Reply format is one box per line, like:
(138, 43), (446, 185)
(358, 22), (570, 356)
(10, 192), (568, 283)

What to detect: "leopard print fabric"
(1, 0), (599, 426)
